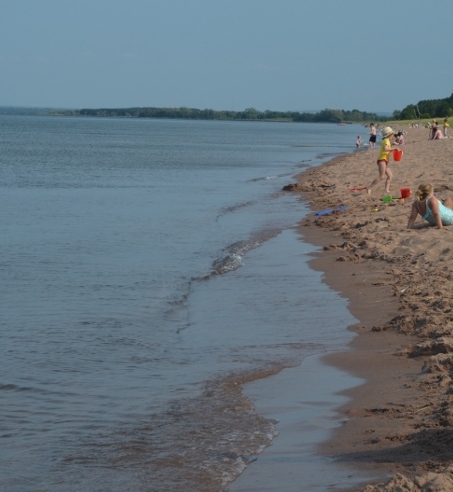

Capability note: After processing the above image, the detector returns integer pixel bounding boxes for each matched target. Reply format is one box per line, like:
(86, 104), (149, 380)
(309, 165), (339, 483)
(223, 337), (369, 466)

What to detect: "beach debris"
(413, 404), (432, 414)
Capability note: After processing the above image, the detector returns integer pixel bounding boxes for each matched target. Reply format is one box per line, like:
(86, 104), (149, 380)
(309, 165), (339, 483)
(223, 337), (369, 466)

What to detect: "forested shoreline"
(74, 107), (382, 123)
(395, 92), (453, 120)
(2, 92), (453, 122)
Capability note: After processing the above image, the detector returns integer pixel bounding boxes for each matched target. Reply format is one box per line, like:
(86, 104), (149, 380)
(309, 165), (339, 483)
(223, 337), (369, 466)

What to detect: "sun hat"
(382, 126), (394, 138)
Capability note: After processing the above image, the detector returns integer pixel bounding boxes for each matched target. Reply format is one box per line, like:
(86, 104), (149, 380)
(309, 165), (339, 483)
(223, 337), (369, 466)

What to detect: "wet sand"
(229, 353), (378, 492)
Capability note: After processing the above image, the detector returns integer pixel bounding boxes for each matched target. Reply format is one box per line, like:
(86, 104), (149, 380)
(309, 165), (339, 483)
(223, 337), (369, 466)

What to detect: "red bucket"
(393, 149), (403, 161)
(400, 188), (411, 198)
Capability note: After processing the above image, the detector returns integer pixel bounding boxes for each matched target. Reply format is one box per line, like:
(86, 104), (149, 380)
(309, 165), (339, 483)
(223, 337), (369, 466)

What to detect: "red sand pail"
(400, 188), (411, 198)
(393, 149), (403, 161)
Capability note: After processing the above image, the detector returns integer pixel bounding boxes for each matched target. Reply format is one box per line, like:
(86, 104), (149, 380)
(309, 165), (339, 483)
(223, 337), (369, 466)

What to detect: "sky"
(1, 0), (453, 114)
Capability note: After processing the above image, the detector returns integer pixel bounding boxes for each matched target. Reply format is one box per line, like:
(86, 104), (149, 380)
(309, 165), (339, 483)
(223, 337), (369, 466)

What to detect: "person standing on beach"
(367, 126), (399, 194)
(356, 135), (361, 149)
(443, 117), (449, 137)
(368, 123), (377, 149)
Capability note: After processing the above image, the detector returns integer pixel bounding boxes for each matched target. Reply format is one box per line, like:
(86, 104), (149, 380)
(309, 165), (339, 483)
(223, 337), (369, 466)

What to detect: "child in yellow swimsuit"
(367, 126), (400, 194)
(443, 118), (449, 138)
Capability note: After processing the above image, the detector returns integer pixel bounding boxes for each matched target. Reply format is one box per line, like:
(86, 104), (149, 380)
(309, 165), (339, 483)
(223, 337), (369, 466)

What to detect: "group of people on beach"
(356, 123), (405, 150)
(364, 124), (453, 229)
(356, 123), (378, 149)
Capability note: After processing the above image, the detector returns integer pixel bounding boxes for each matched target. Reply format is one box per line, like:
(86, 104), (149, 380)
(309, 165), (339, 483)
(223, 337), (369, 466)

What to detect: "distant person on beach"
(356, 135), (361, 149)
(366, 126), (399, 194)
(432, 128), (444, 140)
(368, 123), (377, 149)
(395, 131), (405, 145)
(443, 117), (449, 137)
(429, 120), (438, 140)
(407, 183), (453, 229)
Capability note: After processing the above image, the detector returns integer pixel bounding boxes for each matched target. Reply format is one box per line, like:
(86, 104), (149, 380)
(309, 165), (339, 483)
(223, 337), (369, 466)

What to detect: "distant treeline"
(62, 106), (383, 124)
(3, 92), (453, 123)
(397, 92), (453, 120)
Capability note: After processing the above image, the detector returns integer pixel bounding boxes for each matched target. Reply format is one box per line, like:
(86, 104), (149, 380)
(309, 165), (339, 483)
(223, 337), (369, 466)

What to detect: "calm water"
(1, 116), (362, 491)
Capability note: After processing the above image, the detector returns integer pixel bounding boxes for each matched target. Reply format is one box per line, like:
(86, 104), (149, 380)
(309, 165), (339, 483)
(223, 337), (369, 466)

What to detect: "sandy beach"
(293, 126), (453, 490)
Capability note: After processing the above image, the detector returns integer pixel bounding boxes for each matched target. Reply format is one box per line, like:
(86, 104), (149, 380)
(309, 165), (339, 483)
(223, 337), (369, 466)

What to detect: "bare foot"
(367, 187), (371, 195)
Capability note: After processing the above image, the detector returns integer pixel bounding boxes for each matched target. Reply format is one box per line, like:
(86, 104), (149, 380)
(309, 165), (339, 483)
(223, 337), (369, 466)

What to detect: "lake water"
(1, 115), (364, 491)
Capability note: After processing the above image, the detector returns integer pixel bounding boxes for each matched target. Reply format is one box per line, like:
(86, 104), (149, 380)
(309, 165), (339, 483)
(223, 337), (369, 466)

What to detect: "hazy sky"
(2, 0), (452, 113)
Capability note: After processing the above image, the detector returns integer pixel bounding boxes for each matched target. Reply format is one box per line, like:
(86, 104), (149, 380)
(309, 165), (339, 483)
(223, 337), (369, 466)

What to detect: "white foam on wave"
(212, 253), (244, 275)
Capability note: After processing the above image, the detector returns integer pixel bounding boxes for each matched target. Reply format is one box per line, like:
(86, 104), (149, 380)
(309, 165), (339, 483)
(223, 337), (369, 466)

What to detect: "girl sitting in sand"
(432, 128), (444, 140)
(367, 126), (400, 194)
(407, 183), (453, 229)
(395, 131), (405, 145)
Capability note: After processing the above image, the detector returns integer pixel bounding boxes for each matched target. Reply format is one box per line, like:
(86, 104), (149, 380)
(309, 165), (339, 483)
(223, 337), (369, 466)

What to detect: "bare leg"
(384, 166), (393, 193)
(367, 161), (387, 194)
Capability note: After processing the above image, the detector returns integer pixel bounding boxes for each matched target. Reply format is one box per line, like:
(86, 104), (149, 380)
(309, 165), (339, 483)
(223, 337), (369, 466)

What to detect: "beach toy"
(393, 149), (403, 161)
(349, 186), (367, 192)
(400, 188), (411, 198)
(382, 194), (393, 203)
(314, 205), (348, 216)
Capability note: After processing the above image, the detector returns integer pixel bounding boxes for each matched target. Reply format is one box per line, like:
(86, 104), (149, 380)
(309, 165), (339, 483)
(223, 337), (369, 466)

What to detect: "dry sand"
(291, 126), (453, 491)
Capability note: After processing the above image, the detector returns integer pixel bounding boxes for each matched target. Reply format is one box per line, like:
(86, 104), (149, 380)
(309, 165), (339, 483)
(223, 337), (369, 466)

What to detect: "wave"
(248, 175), (278, 182)
(206, 230), (280, 278)
(101, 364), (284, 492)
(211, 253), (244, 275)
(168, 229), (283, 334)
(216, 200), (256, 220)
(248, 171), (294, 183)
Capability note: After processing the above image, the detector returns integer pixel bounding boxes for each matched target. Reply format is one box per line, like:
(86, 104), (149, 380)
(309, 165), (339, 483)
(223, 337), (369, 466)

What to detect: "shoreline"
(294, 127), (453, 490)
(229, 351), (380, 492)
